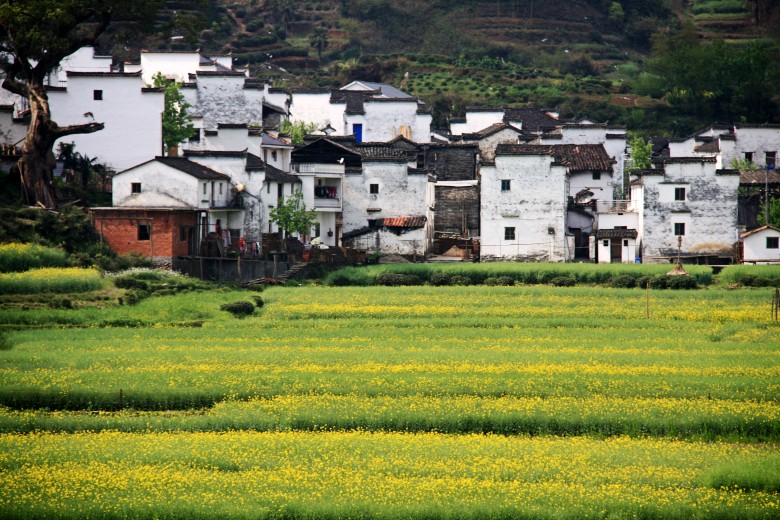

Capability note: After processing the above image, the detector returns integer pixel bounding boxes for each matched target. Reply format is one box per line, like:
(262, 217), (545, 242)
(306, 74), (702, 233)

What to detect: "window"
(353, 123), (363, 143)
(137, 224), (150, 241)
(267, 182), (271, 194)
(766, 151), (776, 169)
(592, 172), (601, 180)
(674, 223), (686, 236)
(203, 183), (207, 195)
(674, 187), (686, 201)
(131, 183), (141, 194)
(745, 152), (753, 162)
(219, 183), (223, 195)
(767, 237), (779, 249)
(278, 183), (283, 200)
(504, 227), (516, 240)
(500, 179), (511, 192)
(369, 183), (379, 194)
(272, 150), (278, 162)
(416, 153), (425, 169)
(623, 240), (629, 247)
(93, 90), (102, 100)
(602, 240), (609, 247)
(179, 226), (188, 242)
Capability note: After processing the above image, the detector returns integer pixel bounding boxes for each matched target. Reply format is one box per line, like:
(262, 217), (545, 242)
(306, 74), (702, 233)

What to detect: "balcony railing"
(296, 163), (345, 174)
(314, 197), (341, 209)
(595, 200), (636, 213)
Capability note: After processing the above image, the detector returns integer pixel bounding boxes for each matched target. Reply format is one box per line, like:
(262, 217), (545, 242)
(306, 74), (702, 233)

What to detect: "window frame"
(504, 227), (516, 241)
(93, 89), (103, 101)
(369, 183), (379, 194)
(767, 237), (779, 249)
(500, 179), (511, 192)
(131, 182), (141, 194)
(674, 187), (686, 201)
(592, 171), (601, 181)
(137, 224), (150, 241)
(674, 223), (686, 236)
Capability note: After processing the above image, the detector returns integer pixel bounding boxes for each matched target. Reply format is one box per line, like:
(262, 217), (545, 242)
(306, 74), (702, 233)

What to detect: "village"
(2, 46), (779, 272)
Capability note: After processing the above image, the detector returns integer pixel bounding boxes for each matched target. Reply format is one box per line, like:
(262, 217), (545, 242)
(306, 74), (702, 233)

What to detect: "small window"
(203, 183), (207, 195)
(592, 172), (601, 180)
(767, 237), (779, 249)
(278, 183), (284, 199)
(500, 179), (511, 192)
(272, 150), (278, 162)
(623, 240), (629, 247)
(93, 90), (103, 100)
(138, 224), (150, 241)
(504, 227), (515, 240)
(674, 223), (686, 236)
(766, 151), (776, 169)
(674, 187), (686, 201)
(745, 152), (753, 162)
(416, 153), (425, 168)
(131, 183), (141, 194)
(219, 183), (223, 195)
(603, 240), (609, 247)
(267, 182), (271, 194)
(179, 226), (188, 242)
(369, 183), (379, 194)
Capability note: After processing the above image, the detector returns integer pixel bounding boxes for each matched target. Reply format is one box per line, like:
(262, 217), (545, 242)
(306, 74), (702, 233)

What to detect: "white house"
(632, 157), (741, 263)
(133, 50), (242, 86)
(47, 71), (164, 171)
(740, 225), (780, 264)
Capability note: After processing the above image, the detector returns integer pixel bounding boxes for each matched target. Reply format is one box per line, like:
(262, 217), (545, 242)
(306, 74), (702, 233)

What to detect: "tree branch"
(1, 77), (29, 98)
(51, 122), (105, 139)
(34, 8), (113, 76)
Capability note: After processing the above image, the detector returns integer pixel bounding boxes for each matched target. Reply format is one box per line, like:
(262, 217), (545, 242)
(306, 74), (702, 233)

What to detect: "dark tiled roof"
(382, 216), (426, 228)
(217, 123), (247, 129)
(196, 71), (246, 77)
(462, 123), (522, 140)
(465, 106), (504, 112)
(155, 157), (230, 180)
(353, 145), (408, 161)
(741, 170), (780, 185)
(597, 228), (638, 239)
(141, 87), (164, 93)
(330, 90), (366, 115)
(502, 107), (560, 132)
(449, 117), (466, 124)
(66, 71), (141, 78)
(265, 164), (300, 183)
(342, 81), (412, 99)
(694, 140), (720, 153)
(495, 144), (614, 172)
(606, 133), (626, 139)
(184, 150), (247, 158)
(653, 157), (717, 164)
(246, 153), (265, 171)
(262, 133), (292, 147)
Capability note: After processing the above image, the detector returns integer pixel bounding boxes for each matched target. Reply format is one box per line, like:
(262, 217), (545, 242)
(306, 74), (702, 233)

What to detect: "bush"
(667, 275), (698, 290)
(495, 276), (514, 286)
(376, 273), (421, 286)
(220, 301), (256, 317)
(450, 275), (472, 286)
(252, 295), (264, 308)
(430, 272), (450, 286)
(609, 275), (636, 288)
(549, 276), (576, 287)
(113, 277), (150, 291)
(637, 276), (653, 289)
(648, 276), (668, 289)
(483, 277), (498, 286)
(0, 267), (103, 294)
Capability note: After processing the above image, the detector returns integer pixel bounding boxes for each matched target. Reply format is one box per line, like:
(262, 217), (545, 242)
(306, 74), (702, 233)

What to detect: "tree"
(269, 190), (316, 241)
(629, 135), (652, 170)
(0, 0), (161, 208)
(758, 197), (780, 228)
(309, 26), (329, 64)
(152, 73), (195, 154)
(280, 120), (320, 144)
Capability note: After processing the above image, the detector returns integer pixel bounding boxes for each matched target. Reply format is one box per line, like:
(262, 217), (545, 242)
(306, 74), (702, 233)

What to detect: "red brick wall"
(91, 209), (198, 260)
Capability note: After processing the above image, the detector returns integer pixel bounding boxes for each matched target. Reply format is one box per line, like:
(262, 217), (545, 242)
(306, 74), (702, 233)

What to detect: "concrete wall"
(472, 128), (521, 162)
(288, 92), (344, 132)
(451, 110), (503, 135)
(182, 74), (264, 129)
(48, 74), (163, 172)
(730, 127), (780, 168)
(112, 162), (231, 209)
(140, 52), (202, 85)
(640, 160), (740, 262)
(360, 100), (430, 143)
(343, 227), (426, 255)
(480, 155), (569, 261)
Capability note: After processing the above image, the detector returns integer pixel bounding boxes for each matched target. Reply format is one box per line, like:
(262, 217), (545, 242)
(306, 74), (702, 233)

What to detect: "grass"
(0, 242), (67, 272)
(0, 267), (103, 295)
(1, 282), (779, 518)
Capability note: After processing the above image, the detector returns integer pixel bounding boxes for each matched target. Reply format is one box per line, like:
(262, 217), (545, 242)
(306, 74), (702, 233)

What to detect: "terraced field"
(1, 283), (779, 518)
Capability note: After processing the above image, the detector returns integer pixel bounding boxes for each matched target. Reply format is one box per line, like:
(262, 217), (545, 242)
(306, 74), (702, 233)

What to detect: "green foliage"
(609, 275), (636, 288)
(730, 157), (759, 171)
(376, 272), (421, 286)
(429, 272), (450, 286)
(0, 267), (103, 295)
(110, 268), (211, 304)
(757, 197), (780, 228)
(152, 73), (195, 150)
(629, 135), (653, 170)
(718, 266), (780, 286)
(705, 454), (780, 493)
(269, 190), (317, 239)
(280, 120), (320, 144)
(0, 243), (67, 272)
(309, 26), (329, 63)
(608, 2), (625, 24)
(219, 300), (256, 316)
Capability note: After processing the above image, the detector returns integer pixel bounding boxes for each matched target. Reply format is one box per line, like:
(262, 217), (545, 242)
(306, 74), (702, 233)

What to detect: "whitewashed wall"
(480, 155), (570, 261)
(742, 228), (780, 264)
(113, 162), (204, 208)
(140, 52), (202, 85)
(48, 73), (163, 172)
(450, 110), (503, 135)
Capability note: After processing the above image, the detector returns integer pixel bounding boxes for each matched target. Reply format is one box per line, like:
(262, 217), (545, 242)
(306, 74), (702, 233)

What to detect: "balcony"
(296, 163), (345, 175)
(314, 185), (341, 210)
(595, 200), (637, 213)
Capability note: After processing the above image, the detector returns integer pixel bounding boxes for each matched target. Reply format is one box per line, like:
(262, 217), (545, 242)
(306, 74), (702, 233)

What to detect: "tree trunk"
(18, 85), (58, 208)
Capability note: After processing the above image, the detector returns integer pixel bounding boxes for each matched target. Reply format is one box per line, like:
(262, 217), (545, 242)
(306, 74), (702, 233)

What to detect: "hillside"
(103, 0), (780, 134)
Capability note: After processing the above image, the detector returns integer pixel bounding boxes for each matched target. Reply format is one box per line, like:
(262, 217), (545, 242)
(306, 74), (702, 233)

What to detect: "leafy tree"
(758, 197), (780, 228)
(152, 73), (195, 154)
(0, 0), (162, 209)
(269, 190), (316, 241)
(629, 135), (652, 170)
(310, 26), (329, 64)
(608, 2), (625, 25)
(280, 120), (320, 144)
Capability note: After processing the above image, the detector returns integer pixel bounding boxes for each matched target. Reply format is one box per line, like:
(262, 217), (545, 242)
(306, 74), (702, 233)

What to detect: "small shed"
(740, 225), (780, 264)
